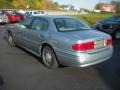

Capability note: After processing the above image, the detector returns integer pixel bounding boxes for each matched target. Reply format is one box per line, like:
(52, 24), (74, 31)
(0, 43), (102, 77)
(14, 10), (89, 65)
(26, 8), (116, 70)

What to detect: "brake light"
(72, 42), (94, 51)
(107, 38), (112, 45)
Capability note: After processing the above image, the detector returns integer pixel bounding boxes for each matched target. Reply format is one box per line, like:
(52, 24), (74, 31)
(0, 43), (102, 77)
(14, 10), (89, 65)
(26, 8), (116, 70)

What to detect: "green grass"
(70, 13), (113, 26)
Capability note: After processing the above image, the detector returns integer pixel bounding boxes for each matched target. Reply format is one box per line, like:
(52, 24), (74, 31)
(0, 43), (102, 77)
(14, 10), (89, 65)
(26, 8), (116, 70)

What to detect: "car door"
(25, 17), (49, 54)
(14, 17), (33, 47)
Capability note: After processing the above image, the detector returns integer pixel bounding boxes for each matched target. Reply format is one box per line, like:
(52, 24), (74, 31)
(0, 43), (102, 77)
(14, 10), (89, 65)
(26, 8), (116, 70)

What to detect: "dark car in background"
(94, 15), (120, 39)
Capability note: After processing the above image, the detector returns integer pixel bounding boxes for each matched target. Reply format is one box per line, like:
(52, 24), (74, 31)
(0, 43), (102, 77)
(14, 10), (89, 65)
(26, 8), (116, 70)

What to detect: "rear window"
(54, 18), (90, 32)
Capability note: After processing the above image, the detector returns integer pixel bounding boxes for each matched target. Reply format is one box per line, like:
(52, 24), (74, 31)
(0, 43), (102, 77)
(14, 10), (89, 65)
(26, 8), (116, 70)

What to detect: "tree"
(0, 0), (60, 10)
(69, 5), (75, 11)
(60, 5), (68, 10)
(50, 2), (60, 10)
(31, 0), (46, 9)
(95, 3), (101, 10)
(0, 0), (13, 8)
(111, 1), (120, 13)
(11, 0), (27, 9)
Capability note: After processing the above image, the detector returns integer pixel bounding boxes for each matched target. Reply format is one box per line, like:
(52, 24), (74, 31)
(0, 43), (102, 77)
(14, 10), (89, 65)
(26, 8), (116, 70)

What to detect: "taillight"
(107, 38), (112, 45)
(72, 42), (94, 51)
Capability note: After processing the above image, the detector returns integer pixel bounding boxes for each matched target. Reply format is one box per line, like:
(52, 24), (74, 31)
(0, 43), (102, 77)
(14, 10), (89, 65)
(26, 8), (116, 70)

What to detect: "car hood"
(59, 29), (110, 41)
(98, 20), (120, 25)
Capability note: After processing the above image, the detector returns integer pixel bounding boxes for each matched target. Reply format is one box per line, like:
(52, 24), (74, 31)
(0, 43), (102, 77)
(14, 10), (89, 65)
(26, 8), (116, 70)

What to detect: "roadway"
(0, 25), (120, 90)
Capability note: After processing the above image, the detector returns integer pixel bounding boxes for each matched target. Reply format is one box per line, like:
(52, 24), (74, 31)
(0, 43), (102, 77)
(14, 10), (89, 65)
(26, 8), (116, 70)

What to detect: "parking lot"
(0, 25), (120, 90)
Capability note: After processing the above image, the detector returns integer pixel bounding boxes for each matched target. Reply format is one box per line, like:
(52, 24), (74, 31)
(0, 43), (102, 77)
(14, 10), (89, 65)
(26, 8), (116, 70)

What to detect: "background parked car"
(14, 12), (26, 21)
(3, 10), (21, 23)
(94, 15), (120, 39)
(25, 10), (45, 16)
(0, 10), (8, 24)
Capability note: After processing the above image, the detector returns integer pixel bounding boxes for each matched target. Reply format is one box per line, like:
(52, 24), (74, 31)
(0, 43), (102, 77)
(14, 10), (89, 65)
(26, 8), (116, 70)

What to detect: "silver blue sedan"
(6, 15), (113, 68)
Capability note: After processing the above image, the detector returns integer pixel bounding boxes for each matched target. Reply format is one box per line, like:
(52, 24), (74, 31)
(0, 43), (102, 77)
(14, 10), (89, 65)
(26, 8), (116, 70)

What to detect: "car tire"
(114, 31), (120, 39)
(8, 33), (15, 47)
(42, 46), (59, 69)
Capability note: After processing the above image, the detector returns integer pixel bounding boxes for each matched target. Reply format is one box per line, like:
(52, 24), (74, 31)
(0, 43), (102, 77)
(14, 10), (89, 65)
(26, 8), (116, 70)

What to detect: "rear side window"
(31, 18), (48, 31)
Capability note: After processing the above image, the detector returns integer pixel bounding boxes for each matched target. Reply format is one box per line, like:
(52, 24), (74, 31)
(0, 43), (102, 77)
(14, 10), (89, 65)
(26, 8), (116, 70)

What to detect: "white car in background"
(25, 10), (45, 16)
(0, 12), (8, 24)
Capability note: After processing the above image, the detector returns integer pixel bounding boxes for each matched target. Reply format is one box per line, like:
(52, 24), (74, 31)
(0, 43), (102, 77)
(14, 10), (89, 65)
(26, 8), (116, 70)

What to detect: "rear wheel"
(8, 33), (15, 47)
(42, 46), (59, 69)
(114, 31), (120, 39)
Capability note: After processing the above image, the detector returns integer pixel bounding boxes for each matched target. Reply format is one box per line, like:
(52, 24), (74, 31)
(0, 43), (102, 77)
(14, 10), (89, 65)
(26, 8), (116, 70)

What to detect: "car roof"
(30, 15), (74, 19)
(113, 15), (120, 17)
(109, 15), (120, 18)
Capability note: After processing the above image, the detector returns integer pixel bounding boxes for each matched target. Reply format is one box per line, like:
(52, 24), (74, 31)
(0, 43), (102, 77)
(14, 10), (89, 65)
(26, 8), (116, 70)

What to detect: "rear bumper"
(56, 46), (113, 67)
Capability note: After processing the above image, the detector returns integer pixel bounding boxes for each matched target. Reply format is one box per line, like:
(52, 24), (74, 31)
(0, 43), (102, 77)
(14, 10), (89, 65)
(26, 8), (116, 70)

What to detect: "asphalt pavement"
(0, 25), (120, 90)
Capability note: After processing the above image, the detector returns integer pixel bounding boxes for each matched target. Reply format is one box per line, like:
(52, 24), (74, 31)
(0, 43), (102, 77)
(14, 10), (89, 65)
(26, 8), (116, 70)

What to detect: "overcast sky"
(53, 0), (112, 10)
(113, 0), (120, 1)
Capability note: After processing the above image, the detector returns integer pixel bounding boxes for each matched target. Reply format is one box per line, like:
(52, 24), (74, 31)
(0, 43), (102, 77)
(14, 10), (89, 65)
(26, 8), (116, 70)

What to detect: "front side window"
(54, 18), (90, 31)
(20, 17), (33, 29)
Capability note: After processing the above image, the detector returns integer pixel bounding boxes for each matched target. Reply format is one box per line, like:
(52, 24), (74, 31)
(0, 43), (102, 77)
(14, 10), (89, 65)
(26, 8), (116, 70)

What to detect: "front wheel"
(42, 46), (59, 69)
(7, 33), (15, 47)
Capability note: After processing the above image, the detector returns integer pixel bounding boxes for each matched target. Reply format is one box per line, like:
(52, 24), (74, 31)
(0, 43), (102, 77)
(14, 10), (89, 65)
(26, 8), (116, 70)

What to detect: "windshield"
(54, 18), (90, 31)
(103, 16), (120, 22)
